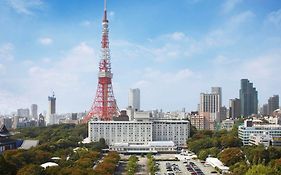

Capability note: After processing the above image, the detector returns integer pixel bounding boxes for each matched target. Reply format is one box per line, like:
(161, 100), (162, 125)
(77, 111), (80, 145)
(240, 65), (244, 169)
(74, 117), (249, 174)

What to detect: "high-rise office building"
(229, 98), (241, 119)
(128, 88), (140, 111)
(239, 79), (258, 117)
(46, 92), (56, 125)
(220, 106), (227, 121)
(261, 104), (269, 116)
(17, 108), (30, 118)
(268, 95), (279, 115)
(200, 87), (222, 122)
(48, 92), (56, 114)
(31, 104), (38, 119)
(212, 87), (222, 109)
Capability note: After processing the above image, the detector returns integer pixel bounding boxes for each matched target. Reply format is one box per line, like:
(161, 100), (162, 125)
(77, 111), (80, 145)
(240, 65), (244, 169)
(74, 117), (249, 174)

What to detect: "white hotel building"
(238, 119), (281, 145)
(88, 112), (190, 153)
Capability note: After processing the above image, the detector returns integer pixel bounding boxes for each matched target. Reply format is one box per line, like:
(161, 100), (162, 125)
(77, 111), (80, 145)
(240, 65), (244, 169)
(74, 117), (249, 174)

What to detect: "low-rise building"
(238, 119), (281, 145)
(221, 119), (234, 131)
(110, 141), (176, 154)
(206, 157), (229, 174)
(249, 132), (272, 147)
(249, 132), (281, 147)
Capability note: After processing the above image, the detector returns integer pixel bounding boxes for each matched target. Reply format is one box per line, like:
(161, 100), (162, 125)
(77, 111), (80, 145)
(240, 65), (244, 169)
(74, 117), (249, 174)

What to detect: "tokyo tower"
(83, 0), (119, 122)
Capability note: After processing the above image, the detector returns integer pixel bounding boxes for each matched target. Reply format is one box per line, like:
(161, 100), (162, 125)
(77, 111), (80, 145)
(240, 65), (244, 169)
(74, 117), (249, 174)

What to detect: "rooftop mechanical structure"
(83, 0), (119, 122)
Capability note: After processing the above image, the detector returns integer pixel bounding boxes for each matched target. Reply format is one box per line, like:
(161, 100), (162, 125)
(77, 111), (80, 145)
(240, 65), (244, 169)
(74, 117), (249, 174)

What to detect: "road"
(135, 157), (148, 175)
(114, 160), (127, 175)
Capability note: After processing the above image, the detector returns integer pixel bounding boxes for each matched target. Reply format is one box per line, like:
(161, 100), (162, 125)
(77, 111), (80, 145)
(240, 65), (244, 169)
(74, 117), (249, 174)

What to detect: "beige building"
(189, 112), (215, 130)
(200, 87), (222, 122)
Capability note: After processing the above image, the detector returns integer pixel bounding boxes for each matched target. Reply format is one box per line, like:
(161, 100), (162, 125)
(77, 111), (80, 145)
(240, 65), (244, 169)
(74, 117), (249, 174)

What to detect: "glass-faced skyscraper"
(239, 79), (258, 117)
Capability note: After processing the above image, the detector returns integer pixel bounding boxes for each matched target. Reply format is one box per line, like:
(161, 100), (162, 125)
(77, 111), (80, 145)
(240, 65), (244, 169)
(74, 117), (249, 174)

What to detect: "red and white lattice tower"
(83, 0), (119, 122)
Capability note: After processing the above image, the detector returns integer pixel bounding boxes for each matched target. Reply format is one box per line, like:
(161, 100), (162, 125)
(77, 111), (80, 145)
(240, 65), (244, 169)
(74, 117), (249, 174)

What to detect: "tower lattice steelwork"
(83, 0), (119, 122)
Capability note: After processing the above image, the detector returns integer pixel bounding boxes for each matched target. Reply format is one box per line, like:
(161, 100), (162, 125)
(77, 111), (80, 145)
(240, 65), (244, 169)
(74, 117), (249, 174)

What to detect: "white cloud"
(130, 11), (255, 63)
(26, 42), (97, 110)
(134, 80), (149, 88)
(109, 11), (115, 17)
(0, 43), (14, 61)
(0, 64), (6, 75)
(205, 11), (255, 47)
(81, 20), (91, 26)
(266, 8), (281, 28)
(6, 0), (43, 15)
(242, 52), (280, 80)
(128, 68), (201, 111)
(41, 57), (51, 64)
(221, 0), (243, 14)
(108, 11), (115, 21)
(39, 37), (53, 45)
(207, 49), (281, 105)
(213, 55), (239, 65)
(227, 10), (255, 29)
(141, 68), (194, 84)
(168, 32), (186, 41)
(0, 90), (30, 114)
(0, 42), (99, 113)
(80, 20), (95, 27)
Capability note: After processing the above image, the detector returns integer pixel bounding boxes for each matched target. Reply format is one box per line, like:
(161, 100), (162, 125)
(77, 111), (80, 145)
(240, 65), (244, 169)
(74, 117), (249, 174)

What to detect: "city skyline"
(0, 0), (281, 113)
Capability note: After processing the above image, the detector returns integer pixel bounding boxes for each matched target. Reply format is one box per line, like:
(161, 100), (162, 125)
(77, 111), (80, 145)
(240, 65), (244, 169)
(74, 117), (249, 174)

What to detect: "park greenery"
(126, 155), (138, 175)
(0, 123), (119, 175)
(187, 125), (281, 175)
(93, 151), (120, 175)
(147, 153), (157, 175)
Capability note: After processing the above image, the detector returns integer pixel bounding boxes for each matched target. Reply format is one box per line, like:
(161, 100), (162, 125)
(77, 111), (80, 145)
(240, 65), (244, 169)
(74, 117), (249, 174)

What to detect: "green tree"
(230, 161), (249, 175)
(269, 158), (281, 173)
(245, 164), (277, 175)
(188, 138), (213, 154)
(243, 145), (270, 165)
(59, 167), (89, 175)
(219, 147), (244, 166)
(198, 149), (209, 160)
(208, 147), (220, 157)
(75, 157), (92, 168)
(45, 166), (61, 175)
(98, 138), (107, 148)
(126, 155), (138, 175)
(147, 154), (157, 175)
(16, 164), (43, 175)
(221, 135), (241, 148)
(0, 154), (16, 175)
(190, 125), (197, 137)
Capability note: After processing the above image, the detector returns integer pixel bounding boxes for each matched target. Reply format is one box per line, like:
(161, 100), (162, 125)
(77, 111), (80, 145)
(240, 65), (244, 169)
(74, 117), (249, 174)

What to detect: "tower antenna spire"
(103, 0), (107, 22)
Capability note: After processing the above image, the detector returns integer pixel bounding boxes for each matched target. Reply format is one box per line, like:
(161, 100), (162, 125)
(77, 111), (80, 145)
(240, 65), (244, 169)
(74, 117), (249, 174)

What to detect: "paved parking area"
(188, 159), (216, 175)
(154, 153), (217, 175)
(155, 161), (190, 175)
(119, 153), (218, 175)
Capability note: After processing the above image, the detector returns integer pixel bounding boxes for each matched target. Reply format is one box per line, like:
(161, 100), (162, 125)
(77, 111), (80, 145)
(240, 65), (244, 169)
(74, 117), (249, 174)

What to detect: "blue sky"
(0, 0), (281, 114)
